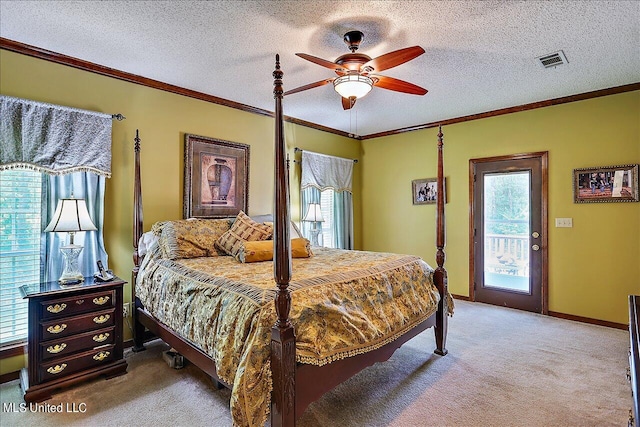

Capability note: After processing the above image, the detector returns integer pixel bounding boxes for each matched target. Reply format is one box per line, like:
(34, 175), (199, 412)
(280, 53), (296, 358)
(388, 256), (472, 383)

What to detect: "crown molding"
(0, 37), (353, 139)
(2, 38), (637, 141)
(361, 82), (640, 139)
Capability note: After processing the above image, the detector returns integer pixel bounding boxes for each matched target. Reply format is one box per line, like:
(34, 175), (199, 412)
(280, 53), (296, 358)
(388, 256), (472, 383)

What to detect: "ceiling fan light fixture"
(333, 74), (373, 99)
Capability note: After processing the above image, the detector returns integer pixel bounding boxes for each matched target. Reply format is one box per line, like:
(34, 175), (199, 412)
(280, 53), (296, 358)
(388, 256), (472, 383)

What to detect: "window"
(319, 189), (335, 248)
(0, 96), (112, 349)
(0, 170), (43, 346)
(300, 151), (354, 250)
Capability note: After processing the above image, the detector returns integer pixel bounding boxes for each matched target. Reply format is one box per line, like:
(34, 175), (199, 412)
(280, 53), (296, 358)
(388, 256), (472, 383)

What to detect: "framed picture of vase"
(184, 134), (250, 218)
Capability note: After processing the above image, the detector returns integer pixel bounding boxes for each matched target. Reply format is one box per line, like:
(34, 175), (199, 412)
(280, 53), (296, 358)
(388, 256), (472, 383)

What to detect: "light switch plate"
(555, 218), (573, 228)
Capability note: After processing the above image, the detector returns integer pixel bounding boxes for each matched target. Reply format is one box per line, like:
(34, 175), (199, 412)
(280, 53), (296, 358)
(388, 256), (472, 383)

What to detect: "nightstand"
(19, 276), (128, 402)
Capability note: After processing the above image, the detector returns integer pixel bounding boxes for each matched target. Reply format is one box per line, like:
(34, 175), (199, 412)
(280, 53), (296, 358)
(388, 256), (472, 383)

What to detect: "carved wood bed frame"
(131, 55), (449, 427)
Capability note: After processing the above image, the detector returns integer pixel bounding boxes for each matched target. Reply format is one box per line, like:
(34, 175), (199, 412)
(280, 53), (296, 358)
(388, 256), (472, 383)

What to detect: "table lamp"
(303, 203), (324, 246)
(44, 198), (97, 284)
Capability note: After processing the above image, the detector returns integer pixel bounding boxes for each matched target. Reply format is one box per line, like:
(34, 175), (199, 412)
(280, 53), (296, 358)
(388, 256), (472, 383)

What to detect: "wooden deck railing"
(484, 234), (529, 276)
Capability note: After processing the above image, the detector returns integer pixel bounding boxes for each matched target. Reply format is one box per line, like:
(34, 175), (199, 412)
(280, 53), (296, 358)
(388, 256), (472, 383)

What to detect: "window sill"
(0, 342), (27, 359)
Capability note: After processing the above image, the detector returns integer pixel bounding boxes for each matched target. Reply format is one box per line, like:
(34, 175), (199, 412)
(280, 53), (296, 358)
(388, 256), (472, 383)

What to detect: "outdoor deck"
(484, 233), (530, 292)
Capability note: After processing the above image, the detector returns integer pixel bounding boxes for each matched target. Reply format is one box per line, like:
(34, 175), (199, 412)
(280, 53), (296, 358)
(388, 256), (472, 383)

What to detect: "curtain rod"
(294, 147), (358, 163)
(2, 95), (126, 121)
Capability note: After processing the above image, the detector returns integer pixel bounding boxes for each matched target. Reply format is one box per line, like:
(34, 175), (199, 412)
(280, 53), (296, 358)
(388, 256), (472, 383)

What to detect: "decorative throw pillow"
(237, 238), (313, 263)
(251, 214), (304, 239)
(152, 218), (233, 260)
(215, 211), (273, 259)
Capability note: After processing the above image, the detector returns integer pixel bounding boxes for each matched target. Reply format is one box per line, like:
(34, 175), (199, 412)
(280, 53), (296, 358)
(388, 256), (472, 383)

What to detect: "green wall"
(0, 49), (361, 375)
(361, 91), (640, 325)
(1, 47), (638, 377)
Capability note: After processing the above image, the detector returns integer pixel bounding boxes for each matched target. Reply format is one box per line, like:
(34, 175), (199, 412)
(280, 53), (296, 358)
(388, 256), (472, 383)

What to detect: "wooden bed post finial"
(271, 54), (296, 427)
(273, 54), (283, 99)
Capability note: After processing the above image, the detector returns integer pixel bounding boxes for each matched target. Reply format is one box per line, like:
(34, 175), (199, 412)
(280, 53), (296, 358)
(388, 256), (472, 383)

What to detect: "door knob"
(532, 232), (540, 238)
(532, 244), (540, 251)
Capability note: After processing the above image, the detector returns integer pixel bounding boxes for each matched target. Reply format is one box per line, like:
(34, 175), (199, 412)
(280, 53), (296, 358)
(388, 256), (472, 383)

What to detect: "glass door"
(471, 153), (548, 313)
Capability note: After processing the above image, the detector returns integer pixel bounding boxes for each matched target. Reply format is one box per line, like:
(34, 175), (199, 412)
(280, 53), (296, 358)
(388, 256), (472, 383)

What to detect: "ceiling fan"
(284, 30), (428, 110)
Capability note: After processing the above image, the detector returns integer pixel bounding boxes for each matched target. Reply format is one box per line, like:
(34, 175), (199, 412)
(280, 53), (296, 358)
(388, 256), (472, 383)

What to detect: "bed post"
(434, 125), (449, 356)
(270, 54), (296, 427)
(132, 129), (146, 352)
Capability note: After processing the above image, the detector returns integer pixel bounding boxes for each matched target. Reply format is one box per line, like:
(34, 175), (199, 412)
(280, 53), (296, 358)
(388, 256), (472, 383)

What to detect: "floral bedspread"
(136, 245), (441, 426)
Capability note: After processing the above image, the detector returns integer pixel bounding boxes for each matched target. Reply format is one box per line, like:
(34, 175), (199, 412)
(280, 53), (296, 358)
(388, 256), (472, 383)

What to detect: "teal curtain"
(42, 172), (107, 282)
(333, 191), (353, 250)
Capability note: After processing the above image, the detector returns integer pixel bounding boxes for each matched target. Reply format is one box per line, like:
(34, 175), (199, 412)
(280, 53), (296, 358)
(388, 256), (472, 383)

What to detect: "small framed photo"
(412, 177), (446, 205)
(573, 164), (638, 203)
(184, 134), (250, 218)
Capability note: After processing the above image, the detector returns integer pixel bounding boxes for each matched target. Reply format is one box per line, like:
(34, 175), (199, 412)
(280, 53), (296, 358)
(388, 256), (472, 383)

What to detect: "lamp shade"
(44, 198), (97, 233)
(303, 203), (324, 223)
(333, 74), (373, 99)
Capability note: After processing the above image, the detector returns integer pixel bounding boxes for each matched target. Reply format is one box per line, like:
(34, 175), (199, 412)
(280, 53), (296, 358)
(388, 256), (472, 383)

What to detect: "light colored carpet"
(0, 300), (631, 426)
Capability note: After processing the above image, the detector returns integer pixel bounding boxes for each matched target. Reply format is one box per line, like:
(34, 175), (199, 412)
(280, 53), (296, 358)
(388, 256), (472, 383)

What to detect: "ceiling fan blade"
(342, 97), (356, 110)
(296, 53), (346, 72)
(362, 46), (425, 73)
(372, 75), (428, 95)
(284, 78), (335, 96)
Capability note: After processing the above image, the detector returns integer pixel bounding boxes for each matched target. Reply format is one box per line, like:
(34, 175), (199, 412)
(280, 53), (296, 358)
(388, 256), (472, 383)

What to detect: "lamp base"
(59, 244), (85, 284)
(309, 229), (321, 246)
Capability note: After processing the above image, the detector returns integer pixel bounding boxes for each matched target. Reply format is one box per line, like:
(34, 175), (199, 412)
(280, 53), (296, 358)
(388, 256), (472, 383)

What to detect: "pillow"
(215, 211), (273, 259)
(238, 238), (313, 263)
(137, 231), (159, 257)
(250, 214), (303, 239)
(152, 218), (233, 260)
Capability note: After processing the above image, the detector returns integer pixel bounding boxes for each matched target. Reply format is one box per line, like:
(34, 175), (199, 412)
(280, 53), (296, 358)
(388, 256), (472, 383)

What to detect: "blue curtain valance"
(0, 95), (113, 177)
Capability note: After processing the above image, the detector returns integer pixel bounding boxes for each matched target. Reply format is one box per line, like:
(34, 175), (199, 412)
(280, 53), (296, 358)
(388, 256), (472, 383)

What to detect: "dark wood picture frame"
(184, 134), (250, 218)
(573, 164), (638, 203)
(412, 177), (446, 205)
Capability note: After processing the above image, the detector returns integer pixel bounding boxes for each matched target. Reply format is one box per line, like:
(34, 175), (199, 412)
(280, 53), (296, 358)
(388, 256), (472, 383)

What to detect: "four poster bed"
(131, 56), (451, 427)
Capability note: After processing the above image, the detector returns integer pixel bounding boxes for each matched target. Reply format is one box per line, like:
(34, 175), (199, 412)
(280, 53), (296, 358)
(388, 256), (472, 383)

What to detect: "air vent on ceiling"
(537, 50), (568, 68)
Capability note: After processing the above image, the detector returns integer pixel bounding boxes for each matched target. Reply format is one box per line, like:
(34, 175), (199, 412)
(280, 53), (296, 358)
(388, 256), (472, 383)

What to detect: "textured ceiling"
(1, 1), (639, 137)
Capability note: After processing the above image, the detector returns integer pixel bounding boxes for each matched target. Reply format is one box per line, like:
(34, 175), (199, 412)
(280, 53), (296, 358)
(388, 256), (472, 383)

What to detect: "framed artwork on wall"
(412, 177), (446, 205)
(184, 134), (250, 218)
(573, 164), (638, 203)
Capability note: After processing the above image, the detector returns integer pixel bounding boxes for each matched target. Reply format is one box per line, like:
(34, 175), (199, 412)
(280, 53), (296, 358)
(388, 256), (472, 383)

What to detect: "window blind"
(320, 189), (335, 248)
(0, 170), (42, 346)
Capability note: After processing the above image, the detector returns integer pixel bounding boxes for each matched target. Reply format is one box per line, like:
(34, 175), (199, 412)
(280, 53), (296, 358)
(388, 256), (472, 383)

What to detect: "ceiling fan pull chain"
(355, 110), (358, 137)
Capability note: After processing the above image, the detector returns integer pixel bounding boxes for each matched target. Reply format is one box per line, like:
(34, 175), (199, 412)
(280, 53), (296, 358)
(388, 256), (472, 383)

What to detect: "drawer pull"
(47, 364), (67, 375)
(46, 343), (67, 354)
(76, 299), (85, 305)
(93, 314), (110, 324)
(92, 333), (110, 343)
(46, 303), (67, 314)
(47, 324), (67, 334)
(92, 296), (110, 306)
(93, 351), (110, 361)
